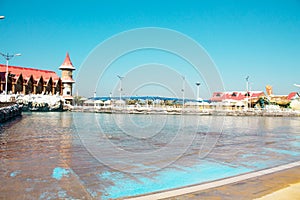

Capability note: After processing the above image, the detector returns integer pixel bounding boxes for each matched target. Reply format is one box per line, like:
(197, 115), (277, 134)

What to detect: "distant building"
(0, 65), (62, 95)
(268, 92), (299, 106)
(59, 52), (75, 104)
(210, 91), (266, 103)
(0, 52), (75, 103)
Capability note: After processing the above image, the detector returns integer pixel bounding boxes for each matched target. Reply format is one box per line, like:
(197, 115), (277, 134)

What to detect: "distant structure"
(59, 52), (75, 104)
(266, 85), (273, 96)
(0, 65), (61, 95)
(210, 91), (266, 102)
(0, 52), (76, 103)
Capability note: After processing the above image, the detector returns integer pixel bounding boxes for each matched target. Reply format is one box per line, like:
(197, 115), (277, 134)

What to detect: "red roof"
(210, 91), (265, 102)
(63, 52), (73, 66)
(251, 92), (265, 98)
(223, 92), (246, 101)
(59, 52), (75, 70)
(0, 64), (60, 83)
(287, 92), (299, 100)
(210, 92), (225, 102)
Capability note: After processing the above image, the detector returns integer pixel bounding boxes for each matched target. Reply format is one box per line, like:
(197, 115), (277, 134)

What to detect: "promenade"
(125, 162), (300, 200)
(164, 164), (300, 200)
(71, 105), (300, 117)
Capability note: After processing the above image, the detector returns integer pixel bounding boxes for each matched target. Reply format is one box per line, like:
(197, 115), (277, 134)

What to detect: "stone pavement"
(126, 162), (300, 200)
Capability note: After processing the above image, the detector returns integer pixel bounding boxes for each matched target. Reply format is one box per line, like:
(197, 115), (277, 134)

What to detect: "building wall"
(61, 70), (73, 79)
(62, 83), (72, 96)
(0, 78), (62, 95)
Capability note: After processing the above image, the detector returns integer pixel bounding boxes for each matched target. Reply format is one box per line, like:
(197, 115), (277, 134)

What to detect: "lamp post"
(294, 84), (300, 88)
(117, 75), (124, 101)
(181, 76), (185, 110)
(0, 16), (5, 19)
(0, 52), (21, 101)
(196, 82), (201, 101)
(245, 76), (249, 110)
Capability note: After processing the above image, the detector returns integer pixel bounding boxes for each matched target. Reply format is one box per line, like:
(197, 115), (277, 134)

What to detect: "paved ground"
(255, 182), (300, 200)
(163, 166), (300, 200)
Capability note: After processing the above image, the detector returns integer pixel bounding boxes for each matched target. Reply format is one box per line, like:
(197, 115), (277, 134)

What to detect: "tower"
(59, 52), (75, 104)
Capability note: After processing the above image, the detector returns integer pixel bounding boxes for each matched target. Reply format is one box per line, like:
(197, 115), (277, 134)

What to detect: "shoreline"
(71, 106), (300, 117)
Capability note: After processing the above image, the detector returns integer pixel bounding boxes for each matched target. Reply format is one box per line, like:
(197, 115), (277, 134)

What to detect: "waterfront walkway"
(127, 162), (300, 200)
(72, 105), (300, 117)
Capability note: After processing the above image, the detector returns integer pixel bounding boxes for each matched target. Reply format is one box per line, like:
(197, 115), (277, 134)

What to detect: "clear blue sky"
(1, 0), (300, 98)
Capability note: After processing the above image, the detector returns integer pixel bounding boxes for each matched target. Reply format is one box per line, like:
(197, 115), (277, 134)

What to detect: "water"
(0, 112), (300, 199)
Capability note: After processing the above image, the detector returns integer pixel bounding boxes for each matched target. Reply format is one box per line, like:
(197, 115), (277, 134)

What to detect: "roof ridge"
(0, 64), (56, 73)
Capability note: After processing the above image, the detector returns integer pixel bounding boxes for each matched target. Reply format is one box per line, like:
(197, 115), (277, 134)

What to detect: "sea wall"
(71, 105), (300, 117)
(0, 103), (22, 123)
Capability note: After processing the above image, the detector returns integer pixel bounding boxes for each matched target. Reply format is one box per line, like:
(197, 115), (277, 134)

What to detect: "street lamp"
(196, 82), (201, 101)
(294, 84), (300, 88)
(0, 52), (21, 101)
(117, 75), (124, 101)
(245, 76), (249, 110)
(181, 76), (185, 110)
(0, 16), (5, 19)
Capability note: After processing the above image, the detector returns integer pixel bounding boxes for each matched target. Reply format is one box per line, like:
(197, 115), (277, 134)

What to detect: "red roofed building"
(268, 92), (300, 106)
(210, 92), (225, 102)
(0, 52), (76, 103)
(210, 91), (266, 102)
(0, 65), (62, 95)
(287, 92), (299, 100)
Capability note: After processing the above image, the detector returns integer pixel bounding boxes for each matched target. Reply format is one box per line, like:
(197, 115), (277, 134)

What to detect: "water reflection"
(0, 113), (299, 199)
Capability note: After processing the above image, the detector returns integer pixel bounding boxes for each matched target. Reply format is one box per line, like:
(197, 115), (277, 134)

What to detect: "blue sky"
(1, 0), (300, 98)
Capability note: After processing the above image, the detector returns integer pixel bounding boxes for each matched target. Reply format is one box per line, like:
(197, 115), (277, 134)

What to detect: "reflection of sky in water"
(99, 160), (250, 199)
(72, 114), (300, 199)
(1, 113), (300, 199)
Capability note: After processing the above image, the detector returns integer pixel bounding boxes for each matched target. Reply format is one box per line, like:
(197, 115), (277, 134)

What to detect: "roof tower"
(59, 52), (75, 70)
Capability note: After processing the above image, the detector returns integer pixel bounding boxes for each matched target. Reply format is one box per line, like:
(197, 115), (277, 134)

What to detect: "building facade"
(59, 52), (75, 104)
(0, 65), (62, 95)
(0, 52), (75, 103)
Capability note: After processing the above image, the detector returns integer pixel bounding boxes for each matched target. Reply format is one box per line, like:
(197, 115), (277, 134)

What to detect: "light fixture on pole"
(0, 16), (5, 19)
(117, 75), (124, 101)
(294, 83), (300, 88)
(245, 75), (249, 109)
(0, 52), (21, 101)
(196, 82), (201, 101)
(181, 76), (185, 110)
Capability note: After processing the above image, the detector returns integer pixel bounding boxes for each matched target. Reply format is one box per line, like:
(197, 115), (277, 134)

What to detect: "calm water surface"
(0, 112), (300, 199)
